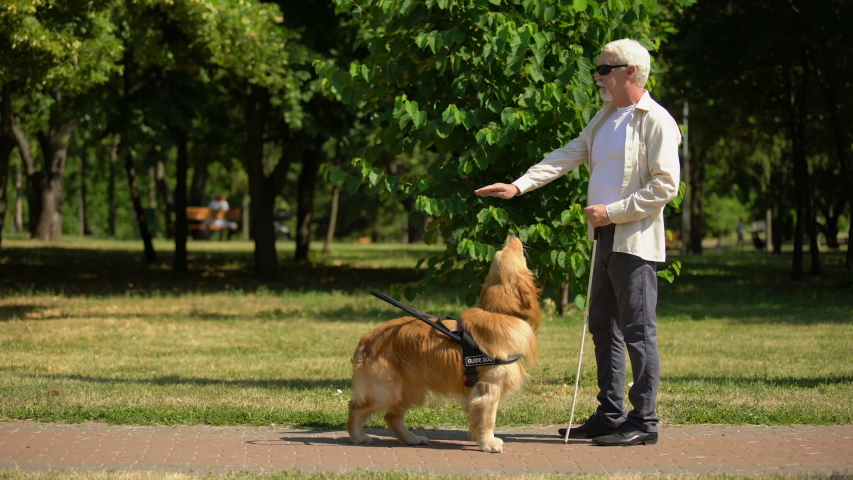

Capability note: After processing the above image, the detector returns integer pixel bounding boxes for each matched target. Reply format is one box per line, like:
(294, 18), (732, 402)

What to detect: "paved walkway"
(1, 421), (851, 476)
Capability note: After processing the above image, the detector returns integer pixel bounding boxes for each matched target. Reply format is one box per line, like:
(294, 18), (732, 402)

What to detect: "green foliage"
(705, 193), (750, 238)
(320, 0), (685, 303)
(0, 0), (122, 92)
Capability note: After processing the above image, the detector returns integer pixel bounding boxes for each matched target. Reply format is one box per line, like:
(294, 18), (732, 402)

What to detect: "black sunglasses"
(596, 64), (628, 76)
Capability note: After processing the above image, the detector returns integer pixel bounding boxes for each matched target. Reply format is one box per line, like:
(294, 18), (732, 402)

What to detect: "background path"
(1, 422), (851, 476)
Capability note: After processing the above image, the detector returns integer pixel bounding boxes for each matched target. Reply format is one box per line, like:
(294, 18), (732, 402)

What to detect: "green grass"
(0, 237), (851, 428)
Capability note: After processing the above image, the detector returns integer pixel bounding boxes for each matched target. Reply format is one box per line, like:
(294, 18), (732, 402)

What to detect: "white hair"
(602, 39), (651, 87)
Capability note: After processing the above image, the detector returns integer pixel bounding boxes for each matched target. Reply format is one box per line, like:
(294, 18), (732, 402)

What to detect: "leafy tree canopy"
(321, 0), (686, 305)
(0, 0), (122, 92)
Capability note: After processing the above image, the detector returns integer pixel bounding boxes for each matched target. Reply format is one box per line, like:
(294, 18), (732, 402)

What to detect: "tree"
(323, 0), (686, 304)
(200, 0), (315, 279)
(662, 0), (853, 275)
(0, 0), (121, 245)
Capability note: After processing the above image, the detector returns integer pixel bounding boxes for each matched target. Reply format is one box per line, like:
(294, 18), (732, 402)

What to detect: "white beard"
(598, 86), (613, 103)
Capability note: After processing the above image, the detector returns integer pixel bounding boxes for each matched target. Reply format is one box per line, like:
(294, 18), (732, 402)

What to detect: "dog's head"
(478, 234), (541, 331)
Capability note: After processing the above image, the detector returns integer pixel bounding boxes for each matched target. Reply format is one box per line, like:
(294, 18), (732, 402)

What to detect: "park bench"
(665, 231), (680, 249)
(186, 206), (241, 238)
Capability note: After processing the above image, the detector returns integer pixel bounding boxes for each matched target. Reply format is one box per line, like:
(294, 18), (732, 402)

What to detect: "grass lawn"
(0, 237), (851, 429)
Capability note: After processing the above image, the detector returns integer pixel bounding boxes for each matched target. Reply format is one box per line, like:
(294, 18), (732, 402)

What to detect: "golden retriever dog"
(347, 234), (540, 453)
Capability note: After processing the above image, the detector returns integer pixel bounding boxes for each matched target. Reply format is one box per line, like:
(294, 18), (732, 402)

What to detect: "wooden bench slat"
(185, 207), (241, 232)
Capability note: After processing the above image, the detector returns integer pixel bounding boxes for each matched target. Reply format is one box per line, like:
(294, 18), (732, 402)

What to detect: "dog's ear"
(517, 272), (541, 331)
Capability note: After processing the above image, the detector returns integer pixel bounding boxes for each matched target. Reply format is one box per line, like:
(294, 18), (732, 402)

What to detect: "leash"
(369, 290), (519, 387)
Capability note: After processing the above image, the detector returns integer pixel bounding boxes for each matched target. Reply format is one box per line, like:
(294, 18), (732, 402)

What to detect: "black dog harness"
(370, 290), (520, 387)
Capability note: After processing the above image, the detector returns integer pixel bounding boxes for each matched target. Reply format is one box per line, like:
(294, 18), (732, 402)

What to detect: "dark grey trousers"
(588, 224), (660, 433)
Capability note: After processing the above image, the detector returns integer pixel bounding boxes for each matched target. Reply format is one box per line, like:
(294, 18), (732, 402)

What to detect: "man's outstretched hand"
(474, 183), (520, 199)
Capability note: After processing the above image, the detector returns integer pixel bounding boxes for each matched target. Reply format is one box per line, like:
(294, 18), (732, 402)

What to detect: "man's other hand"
(474, 183), (520, 199)
(585, 204), (612, 228)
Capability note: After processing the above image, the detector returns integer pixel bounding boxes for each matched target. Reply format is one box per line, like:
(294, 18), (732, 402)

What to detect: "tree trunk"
(173, 129), (189, 272)
(764, 208), (773, 254)
(124, 148), (156, 261)
(34, 98), (76, 242)
(187, 160), (207, 240)
(790, 160), (805, 279)
(295, 137), (322, 262)
(79, 149), (92, 236)
(0, 83), (14, 250)
(680, 99), (691, 256)
(323, 184), (340, 255)
(14, 159), (23, 233)
(848, 222), (853, 272)
(557, 282), (570, 316)
(772, 203), (785, 256)
(820, 202), (841, 250)
(689, 151), (704, 254)
(189, 160), (207, 207)
(32, 171), (64, 241)
(11, 119), (38, 234)
(787, 60), (809, 281)
(408, 212), (428, 244)
(148, 166), (157, 209)
(814, 35), (853, 271)
(771, 154), (790, 255)
(245, 84), (278, 280)
(108, 134), (119, 237)
(242, 193), (249, 241)
(155, 160), (174, 238)
(806, 194), (820, 275)
(122, 47), (156, 263)
(401, 195), (428, 244)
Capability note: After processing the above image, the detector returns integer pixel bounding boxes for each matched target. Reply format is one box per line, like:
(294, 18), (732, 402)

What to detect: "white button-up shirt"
(512, 91), (681, 262)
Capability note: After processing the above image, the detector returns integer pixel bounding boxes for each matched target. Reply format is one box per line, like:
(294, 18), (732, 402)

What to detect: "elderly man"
(475, 38), (681, 446)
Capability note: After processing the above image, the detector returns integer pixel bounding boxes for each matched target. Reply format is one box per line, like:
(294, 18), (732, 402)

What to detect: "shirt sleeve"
(512, 108), (608, 195)
(606, 110), (681, 224)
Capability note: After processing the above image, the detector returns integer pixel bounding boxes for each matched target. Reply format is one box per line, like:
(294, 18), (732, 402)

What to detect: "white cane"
(563, 239), (597, 443)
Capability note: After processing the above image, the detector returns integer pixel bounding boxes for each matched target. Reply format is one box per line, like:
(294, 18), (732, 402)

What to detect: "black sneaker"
(557, 415), (619, 439)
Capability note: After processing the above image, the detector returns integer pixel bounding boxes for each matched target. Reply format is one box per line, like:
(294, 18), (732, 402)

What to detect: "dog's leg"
(385, 406), (429, 445)
(347, 399), (377, 445)
(467, 382), (504, 453)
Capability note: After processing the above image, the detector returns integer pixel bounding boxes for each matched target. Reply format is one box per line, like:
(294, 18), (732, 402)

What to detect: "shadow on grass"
(3, 245), (851, 326)
(0, 304), (46, 321)
(665, 375), (853, 389)
(658, 250), (852, 324)
(24, 373), (352, 390)
(0, 303), (440, 323)
(0, 246), (432, 297)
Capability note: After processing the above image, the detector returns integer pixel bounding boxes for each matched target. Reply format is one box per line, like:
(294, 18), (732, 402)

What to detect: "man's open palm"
(474, 183), (520, 199)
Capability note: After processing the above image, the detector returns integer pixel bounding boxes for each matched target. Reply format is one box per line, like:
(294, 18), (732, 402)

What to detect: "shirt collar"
(634, 90), (653, 112)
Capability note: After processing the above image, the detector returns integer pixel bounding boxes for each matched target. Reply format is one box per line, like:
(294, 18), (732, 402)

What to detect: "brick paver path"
(1, 422), (851, 476)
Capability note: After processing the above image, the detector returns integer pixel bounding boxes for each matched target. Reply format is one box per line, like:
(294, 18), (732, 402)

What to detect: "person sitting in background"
(736, 218), (746, 251)
(205, 194), (238, 229)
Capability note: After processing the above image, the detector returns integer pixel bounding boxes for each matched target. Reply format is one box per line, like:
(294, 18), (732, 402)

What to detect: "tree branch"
(11, 119), (35, 176)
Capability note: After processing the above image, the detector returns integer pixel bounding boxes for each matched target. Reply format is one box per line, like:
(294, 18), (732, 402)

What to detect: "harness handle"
(369, 290), (462, 343)
(369, 289), (520, 388)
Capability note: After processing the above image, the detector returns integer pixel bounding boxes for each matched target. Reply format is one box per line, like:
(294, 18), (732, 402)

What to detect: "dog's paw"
(479, 437), (504, 453)
(350, 435), (374, 445)
(406, 435), (429, 446)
